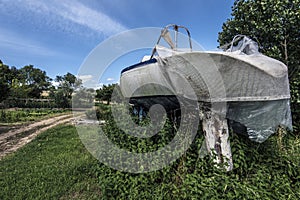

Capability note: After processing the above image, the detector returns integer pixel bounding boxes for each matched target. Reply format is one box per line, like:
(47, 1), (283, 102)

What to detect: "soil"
(0, 113), (83, 160)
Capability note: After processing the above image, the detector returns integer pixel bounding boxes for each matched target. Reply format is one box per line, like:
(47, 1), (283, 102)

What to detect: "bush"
(290, 73), (300, 133)
(86, 105), (300, 199)
(85, 103), (111, 121)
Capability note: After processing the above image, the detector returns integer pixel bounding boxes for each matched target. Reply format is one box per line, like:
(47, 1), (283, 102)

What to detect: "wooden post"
(202, 111), (233, 171)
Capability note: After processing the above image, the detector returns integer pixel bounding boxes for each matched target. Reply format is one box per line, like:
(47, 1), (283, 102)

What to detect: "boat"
(119, 24), (292, 143)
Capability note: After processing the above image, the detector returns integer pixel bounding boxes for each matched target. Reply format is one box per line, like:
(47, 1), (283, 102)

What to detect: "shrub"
(92, 104), (300, 199)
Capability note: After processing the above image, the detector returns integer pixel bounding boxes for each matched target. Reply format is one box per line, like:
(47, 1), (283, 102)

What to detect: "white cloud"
(51, 80), (60, 88)
(77, 74), (100, 89)
(77, 74), (94, 83)
(76, 75), (117, 89)
(0, 0), (127, 60)
(58, 0), (127, 35)
(5, 0), (127, 37)
(106, 77), (115, 81)
(96, 83), (104, 89)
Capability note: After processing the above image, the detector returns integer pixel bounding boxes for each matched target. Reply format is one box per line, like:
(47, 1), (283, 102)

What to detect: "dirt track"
(0, 114), (76, 159)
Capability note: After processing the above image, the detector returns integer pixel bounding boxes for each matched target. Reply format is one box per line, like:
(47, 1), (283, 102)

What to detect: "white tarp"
(120, 38), (292, 142)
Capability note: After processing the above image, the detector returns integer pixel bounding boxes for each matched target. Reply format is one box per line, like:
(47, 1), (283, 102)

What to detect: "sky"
(0, 0), (234, 86)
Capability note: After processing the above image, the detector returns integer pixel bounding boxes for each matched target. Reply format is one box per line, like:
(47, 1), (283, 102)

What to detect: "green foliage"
(0, 60), (82, 109)
(0, 125), (101, 199)
(86, 103), (111, 120)
(3, 98), (57, 109)
(83, 105), (300, 199)
(1, 119), (299, 199)
(219, 0), (300, 79)
(55, 72), (82, 99)
(18, 65), (52, 98)
(0, 61), (52, 103)
(53, 88), (71, 108)
(95, 84), (118, 105)
(0, 61), (11, 102)
(290, 72), (300, 132)
(0, 108), (68, 124)
(72, 88), (95, 108)
(96, 110), (300, 199)
(52, 72), (82, 108)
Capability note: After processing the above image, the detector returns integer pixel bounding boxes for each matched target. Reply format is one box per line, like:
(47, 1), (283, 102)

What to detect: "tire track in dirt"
(0, 113), (82, 160)
(0, 114), (73, 141)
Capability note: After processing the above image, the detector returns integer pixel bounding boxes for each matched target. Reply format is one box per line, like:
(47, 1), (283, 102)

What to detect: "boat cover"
(120, 38), (292, 142)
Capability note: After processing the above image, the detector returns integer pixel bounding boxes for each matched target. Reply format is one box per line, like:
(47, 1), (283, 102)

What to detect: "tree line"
(0, 60), (82, 108)
(0, 59), (119, 109)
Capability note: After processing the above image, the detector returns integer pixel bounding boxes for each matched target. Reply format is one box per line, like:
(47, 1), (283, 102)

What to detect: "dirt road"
(0, 114), (78, 160)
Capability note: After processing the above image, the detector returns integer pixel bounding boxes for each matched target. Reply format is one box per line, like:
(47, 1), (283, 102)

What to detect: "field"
(0, 115), (299, 199)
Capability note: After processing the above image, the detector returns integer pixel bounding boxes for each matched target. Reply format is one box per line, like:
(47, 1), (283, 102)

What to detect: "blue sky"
(0, 0), (234, 86)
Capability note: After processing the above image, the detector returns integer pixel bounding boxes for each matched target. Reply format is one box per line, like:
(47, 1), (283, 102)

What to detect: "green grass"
(0, 125), (101, 200)
(0, 108), (70, 124)
(0, 121), (299, 199)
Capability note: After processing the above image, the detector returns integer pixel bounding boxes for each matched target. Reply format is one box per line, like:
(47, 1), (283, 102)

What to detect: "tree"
(72, 88), (95, 108)
(17, 65), (52, 98)
(218, 0), (300, 126)
(95, 84), (117, 105)
(0, 60), (11, 102)
(218, 0), (300, 79)
(53, 72), (82, 108)
(55, 72), (82, 99)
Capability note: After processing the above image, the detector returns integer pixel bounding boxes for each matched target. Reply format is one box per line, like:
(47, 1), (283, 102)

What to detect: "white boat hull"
(119, 51), (292, 143)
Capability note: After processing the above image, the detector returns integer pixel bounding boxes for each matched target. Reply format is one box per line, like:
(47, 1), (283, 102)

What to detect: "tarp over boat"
(120, 36), (292, 143)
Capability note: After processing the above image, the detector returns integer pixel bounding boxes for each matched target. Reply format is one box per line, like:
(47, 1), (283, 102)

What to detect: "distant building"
(41, 91), (50, 98)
